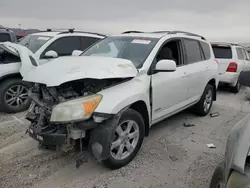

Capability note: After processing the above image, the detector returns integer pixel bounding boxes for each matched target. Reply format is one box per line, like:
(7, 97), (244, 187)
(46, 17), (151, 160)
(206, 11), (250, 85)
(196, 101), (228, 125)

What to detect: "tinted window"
(82, 37), (158, 68)
(80, 37), (100, 51)
(212, 46), (232, 59)
(0, 33), (11, 42)
(19, 35), (52, 53)
(44, 37), (80, 57)
(200, 41), (211, 60)
(183, 39), (202, 64)
(236, 48), (245, 60)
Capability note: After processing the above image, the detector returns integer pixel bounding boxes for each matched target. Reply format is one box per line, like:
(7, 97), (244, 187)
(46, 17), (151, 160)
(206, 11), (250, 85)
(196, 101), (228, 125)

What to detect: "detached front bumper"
(219, 72), (239, 86)
(28, 124), (67, 146)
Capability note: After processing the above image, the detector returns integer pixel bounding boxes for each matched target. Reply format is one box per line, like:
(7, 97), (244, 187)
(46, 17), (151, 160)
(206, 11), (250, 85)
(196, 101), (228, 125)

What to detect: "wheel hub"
(110, 120), (139, 160)
(4, 85), (29, 108)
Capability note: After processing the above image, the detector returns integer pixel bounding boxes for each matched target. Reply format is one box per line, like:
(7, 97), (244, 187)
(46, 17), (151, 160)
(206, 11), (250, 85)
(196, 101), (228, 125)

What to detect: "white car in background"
(0, 29), (105, 113)
(212, 43), (250, 93)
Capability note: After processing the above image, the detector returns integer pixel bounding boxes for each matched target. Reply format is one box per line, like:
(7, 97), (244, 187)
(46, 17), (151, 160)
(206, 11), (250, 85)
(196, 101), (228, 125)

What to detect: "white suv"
(4, 31), (218, 169)
(0, 29), (105, 113)
(212, 43), (250, 93)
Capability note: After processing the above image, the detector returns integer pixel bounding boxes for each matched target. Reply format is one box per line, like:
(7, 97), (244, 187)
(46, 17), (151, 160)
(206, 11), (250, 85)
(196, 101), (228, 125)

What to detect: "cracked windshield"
(0, 0), (250, 188)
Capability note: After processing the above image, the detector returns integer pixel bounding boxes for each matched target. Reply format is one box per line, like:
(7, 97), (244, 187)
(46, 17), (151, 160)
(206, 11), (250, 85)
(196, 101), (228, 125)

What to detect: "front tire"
(102, 109), (145, 169)
(0, 78), (31, 113)
(209, 163), (224, 188)
(193, 84), (214, 116)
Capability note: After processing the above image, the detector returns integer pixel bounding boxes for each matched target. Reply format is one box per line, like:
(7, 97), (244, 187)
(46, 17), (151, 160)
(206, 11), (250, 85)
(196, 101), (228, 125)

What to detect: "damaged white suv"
(5, 31), (218, 169)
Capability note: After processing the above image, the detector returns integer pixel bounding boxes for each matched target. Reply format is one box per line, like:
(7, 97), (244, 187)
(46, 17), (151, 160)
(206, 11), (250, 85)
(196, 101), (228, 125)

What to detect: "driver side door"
(151, 39), (188, 123)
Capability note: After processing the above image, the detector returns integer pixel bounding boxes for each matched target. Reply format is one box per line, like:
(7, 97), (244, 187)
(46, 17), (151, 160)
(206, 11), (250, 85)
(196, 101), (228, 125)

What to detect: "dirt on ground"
(0, 88), (250, 188)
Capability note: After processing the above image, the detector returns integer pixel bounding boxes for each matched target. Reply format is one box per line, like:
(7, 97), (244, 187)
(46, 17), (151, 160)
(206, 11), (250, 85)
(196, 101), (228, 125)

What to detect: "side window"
(155, 39), (183, 66)
(245, 50), (250, 60)
(80, 37), (100, 51)
(43, 36), (80, 57)
(183, 39), (203, 64)
(200, 41), (211, 60)
(236, 48), (244, 60)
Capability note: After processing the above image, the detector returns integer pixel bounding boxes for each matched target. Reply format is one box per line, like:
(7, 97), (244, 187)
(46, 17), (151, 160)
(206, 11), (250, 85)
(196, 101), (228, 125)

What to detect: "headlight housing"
(50, 94), (102, 122)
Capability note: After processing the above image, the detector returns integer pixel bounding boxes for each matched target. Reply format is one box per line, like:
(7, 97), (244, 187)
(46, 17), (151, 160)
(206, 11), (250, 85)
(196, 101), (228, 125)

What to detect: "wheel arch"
(207, 78), (217, 101)
(129, 100), (150, 137)
(0, 73), (22, 83)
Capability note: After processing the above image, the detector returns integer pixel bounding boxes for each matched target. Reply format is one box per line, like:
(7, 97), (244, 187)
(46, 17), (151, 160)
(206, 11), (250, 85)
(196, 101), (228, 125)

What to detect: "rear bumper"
(219, 72), (239, 86)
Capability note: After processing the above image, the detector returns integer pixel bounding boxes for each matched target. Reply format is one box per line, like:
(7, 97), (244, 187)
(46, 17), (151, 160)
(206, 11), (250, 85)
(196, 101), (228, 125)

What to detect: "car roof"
(211, 42), (243, 48)
(113, 32), (167, 39)
(0, 28), (14, 34)
(113, 30), (207, 41)
(30, 30), (106, 38)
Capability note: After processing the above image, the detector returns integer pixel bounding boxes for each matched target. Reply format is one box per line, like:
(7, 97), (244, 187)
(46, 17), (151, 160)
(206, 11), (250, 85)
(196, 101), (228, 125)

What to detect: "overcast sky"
(0, 0), (250, 42)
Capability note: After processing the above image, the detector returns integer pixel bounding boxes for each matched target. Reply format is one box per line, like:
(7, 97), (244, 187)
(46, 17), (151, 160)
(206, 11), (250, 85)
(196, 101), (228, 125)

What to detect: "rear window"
(212, 46), (232, 59)
(0, 33), (11, 42)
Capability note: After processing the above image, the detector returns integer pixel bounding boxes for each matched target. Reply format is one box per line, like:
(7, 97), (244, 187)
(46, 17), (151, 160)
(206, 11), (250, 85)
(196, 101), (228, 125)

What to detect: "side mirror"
(154, 60), (177, 73)
(72, 50), (83, 56)
(44, 50), (58, 58)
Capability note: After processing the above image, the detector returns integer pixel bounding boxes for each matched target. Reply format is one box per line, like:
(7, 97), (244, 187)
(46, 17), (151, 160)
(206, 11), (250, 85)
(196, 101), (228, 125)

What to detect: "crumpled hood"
(23, 56), (138, 86)
(224, 114), (250, 181)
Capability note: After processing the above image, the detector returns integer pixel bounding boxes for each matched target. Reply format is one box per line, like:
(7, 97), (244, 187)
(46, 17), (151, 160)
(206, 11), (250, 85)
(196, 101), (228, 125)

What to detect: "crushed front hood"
(23, 56), (138, 86)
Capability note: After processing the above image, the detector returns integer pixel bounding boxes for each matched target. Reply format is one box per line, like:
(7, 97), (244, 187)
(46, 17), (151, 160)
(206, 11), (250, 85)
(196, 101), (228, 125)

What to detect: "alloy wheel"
(204, 89), (212, 112)
(110, 120), (140, 160)
(4, 85), (29, 108)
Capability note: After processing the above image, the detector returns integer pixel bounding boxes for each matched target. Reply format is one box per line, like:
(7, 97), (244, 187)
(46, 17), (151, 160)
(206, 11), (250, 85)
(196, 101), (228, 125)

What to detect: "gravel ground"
(0, 87), (250, 188)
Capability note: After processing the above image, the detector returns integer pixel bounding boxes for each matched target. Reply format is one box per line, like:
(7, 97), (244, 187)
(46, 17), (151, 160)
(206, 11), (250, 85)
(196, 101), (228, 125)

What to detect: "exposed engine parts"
(26, 78), (129, 168)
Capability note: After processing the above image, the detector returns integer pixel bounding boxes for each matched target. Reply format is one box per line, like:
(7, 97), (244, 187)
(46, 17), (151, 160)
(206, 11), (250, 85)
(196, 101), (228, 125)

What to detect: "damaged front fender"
(90, 107), (128, 161)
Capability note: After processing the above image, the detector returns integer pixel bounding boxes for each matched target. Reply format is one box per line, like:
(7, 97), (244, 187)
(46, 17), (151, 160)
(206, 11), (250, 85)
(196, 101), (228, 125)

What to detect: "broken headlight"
(50, 94), (102, 122)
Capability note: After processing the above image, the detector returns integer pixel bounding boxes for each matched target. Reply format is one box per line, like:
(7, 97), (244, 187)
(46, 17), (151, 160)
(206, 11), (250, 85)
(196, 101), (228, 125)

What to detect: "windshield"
(0, 33), (11, 42)
(212, 46), (232, 59)
(18, 35), (52, 53)
(82, 36), (158, 68)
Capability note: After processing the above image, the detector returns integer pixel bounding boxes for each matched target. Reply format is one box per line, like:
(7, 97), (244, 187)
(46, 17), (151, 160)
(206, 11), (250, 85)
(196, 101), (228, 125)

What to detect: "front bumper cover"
(28, 124), (66, 146)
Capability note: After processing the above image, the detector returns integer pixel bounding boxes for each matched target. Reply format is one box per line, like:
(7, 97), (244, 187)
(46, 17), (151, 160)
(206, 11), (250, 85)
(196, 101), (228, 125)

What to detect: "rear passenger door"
(182, 38), (210, 101)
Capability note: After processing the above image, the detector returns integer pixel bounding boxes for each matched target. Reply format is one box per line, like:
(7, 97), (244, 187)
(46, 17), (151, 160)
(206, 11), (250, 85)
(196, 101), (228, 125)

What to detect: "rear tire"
(102, 109), (145, 169)
(230, 80), (241, 93)
(0, 78), (31, 113)
(209, 163), (224, 188)
(193, 84), (214, 116)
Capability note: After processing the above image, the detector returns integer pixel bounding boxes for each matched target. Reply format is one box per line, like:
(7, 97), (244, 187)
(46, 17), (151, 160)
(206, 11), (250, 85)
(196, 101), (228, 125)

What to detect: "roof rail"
(151, 30), (206, 40)
(0, 27), (9, 31)
(151, 30), (169, 33)
(211, 42), (241, 46)
(58, 30), (106, 37)
(122, 31), (144, 34)
(44, 28), (74, 32)
(167, 31), (206, 40)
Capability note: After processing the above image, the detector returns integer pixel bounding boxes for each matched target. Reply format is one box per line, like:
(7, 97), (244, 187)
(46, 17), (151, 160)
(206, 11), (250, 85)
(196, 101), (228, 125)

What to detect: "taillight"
(226, 62), (238, 72)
